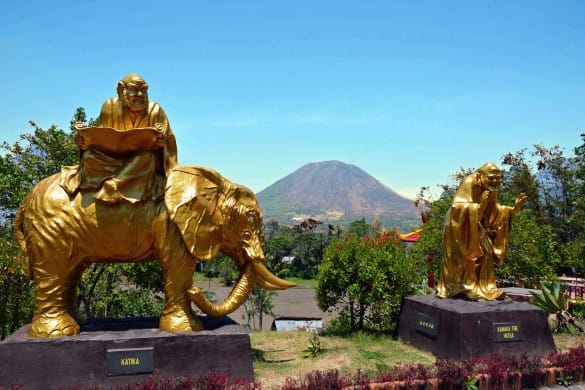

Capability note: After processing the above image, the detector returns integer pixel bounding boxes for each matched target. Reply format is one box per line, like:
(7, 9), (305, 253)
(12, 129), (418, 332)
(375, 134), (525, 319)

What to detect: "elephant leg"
(28, 247), (80, 338)
(63, 264), (86, 325)
(158, 239), (202, 332)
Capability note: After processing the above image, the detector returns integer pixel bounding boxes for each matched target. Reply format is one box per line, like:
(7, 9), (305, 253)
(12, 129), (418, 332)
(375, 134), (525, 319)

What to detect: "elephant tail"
(13, 198), (31, 279)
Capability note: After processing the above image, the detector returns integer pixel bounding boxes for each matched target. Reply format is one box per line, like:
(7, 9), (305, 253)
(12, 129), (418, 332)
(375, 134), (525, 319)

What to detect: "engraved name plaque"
(415, 313), (439, 338)
(107, 347), (154, 376)
(493, 322), (524, 343)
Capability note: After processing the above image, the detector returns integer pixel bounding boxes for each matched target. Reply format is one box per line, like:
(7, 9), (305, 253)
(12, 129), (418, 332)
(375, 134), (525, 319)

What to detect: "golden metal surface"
(14, 74), (294, 338)
(436, 162), (526, 301)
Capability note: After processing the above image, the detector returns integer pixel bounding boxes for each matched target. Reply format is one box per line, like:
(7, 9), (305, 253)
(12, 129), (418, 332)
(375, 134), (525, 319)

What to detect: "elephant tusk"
(188, 263), (255, 317)
(255, 277), (292, 291)
(251, 260), (296, 290)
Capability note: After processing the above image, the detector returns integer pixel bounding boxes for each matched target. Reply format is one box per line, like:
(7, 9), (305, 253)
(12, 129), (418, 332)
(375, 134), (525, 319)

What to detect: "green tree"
(264, 220), (295, 277)
(0, 121), (78, 228)
(316, 231), (421, 333)
(501, 149), (543, 217)
(0, 240), (33, 340)
(69, 106), (98, 131)
(496, 211), (559, 287)
(241, 286), (276, 330)
(346, 218), (371, 237)
(409, 188), (453, 280)
(216, 253), (238, 286)
(501, 142), (583, 277)
(77, 264), (163, 319)
(291, 229), (327, 279)
(532, 143), (578, 245)
(565, 133), (585, 276)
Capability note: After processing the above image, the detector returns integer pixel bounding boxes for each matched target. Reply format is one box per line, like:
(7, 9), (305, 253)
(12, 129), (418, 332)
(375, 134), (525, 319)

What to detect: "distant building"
(281, 256), (295, 264)
(398, 229), (422, 243)
(397, 228), (435, 288)
(270, 317), (323, 332)
(398, 228), (422, 253)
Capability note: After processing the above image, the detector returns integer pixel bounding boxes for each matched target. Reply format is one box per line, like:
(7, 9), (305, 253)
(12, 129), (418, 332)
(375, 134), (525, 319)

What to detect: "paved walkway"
(201, 280), (334, 330)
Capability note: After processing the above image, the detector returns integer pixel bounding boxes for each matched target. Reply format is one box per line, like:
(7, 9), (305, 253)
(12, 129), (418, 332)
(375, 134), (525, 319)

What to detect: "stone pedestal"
(397, 294), (556, 360)
(0, 316), (253, 389)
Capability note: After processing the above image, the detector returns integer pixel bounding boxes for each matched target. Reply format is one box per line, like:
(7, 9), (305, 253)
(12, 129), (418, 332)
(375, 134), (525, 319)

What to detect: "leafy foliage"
(264, 219), (331, 280)
(303, 333), (323, 358)
(201, 253), (238, 286)
(530, 281), (585, 334)
(497, 211), (559, 287)
(101, 370), (258, 389)
(0, 240), (33, 340)
(316, 231), (423, 333)
(408, 191), (452, 280)
(77, 264), (163, 319)
(0, 121), (78, 226)
(279, 346), (585, 389)
(241, 286), (277, 330)
(281, 369), (354, 390)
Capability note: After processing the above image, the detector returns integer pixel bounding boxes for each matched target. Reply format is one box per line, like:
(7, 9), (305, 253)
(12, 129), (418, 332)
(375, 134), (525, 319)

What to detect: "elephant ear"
(165, 166), (225, 260)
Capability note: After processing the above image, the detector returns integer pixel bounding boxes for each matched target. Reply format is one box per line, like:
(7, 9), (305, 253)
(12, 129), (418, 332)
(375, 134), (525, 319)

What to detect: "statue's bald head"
(478, 162), (502, 192)
(117, 73), (149, 112)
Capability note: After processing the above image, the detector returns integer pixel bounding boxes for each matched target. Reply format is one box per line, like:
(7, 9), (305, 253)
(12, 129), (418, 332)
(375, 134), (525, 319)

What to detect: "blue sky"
(1, 1), (583, 199)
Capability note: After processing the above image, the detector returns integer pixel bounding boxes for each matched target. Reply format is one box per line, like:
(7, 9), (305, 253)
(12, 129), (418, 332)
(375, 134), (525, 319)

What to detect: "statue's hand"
(479, 190), (490, 214)
(152, 123), (167, 149)
(512, 193), (527, 214)
(74, 132), (88, 150)
(152, 132), (166, 149)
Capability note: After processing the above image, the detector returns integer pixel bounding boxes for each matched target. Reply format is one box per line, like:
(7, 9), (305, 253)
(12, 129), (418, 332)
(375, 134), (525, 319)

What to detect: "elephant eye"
(247, 211), (259, 223)
(242, 230), (252, 240)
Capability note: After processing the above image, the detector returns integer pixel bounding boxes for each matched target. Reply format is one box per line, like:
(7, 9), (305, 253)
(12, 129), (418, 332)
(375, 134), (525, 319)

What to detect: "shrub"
(120, 371), (256, 389)
(316, 232), (424, 334)
(531, 281), (585, 333)
(0, 240), (33, 340)
(282, 346), (585, 389)
(281, 369), (354, 390)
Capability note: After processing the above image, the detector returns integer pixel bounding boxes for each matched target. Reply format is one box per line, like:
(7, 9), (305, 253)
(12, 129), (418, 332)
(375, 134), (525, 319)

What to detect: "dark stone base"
(397, 294), (556, 360)
(0, 316), (253, 389)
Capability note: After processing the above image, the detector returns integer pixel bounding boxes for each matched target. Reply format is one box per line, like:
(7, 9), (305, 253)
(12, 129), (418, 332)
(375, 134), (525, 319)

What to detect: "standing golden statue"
(436, 162), (526, 301)
(15, 74), (294, 338)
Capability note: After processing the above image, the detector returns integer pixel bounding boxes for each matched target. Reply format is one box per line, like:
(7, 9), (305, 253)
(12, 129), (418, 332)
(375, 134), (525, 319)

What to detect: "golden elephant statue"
(14, 165), (294, 338)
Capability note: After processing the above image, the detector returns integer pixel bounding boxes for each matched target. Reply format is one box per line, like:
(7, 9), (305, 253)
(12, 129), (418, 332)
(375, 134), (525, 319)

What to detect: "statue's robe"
(60, 98), (178, 203)
(435, 173), (514, 300)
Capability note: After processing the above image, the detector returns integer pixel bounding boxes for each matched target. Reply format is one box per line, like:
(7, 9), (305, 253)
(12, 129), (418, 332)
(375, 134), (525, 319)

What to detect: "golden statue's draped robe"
(436, 173), (514, 300)
(60, 98), (178, 203)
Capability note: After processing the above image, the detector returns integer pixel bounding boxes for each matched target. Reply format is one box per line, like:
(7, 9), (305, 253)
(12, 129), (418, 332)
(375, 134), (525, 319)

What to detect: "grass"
(552, 332), (585, 350)
(250, 331), (585, 390)
(250, 331), (435, 389)
(282, 277), (317, 289)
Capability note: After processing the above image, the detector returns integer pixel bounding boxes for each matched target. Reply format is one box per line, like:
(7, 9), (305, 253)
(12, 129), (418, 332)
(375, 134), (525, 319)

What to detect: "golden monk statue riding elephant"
(14, 74), (294, 338)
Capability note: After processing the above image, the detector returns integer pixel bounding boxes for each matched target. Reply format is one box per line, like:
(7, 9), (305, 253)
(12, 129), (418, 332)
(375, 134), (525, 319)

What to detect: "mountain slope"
(256, 160), (420, 228)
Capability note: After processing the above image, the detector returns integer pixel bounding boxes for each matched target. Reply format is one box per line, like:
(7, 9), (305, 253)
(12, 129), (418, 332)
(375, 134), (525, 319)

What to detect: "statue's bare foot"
(160, 307), (203, 332)
(28, 312), (80, 338)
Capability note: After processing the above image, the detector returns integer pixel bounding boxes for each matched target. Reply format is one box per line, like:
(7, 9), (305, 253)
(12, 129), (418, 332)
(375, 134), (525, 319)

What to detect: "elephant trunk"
(188, 263), (255, 317)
